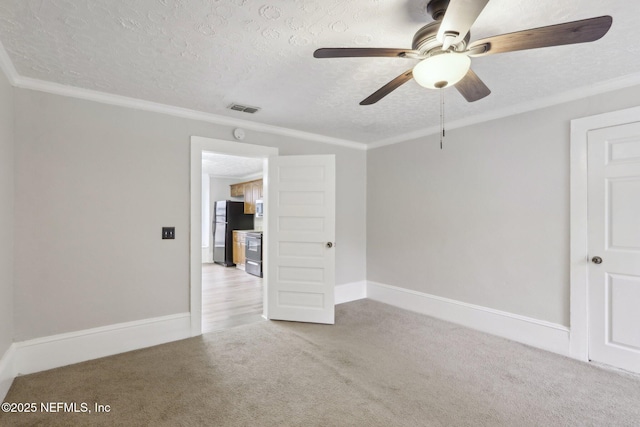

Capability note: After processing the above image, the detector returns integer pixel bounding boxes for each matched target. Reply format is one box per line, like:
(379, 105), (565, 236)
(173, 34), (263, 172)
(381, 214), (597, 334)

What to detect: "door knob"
(591, 256), (603, 264)
(326, 242), (333, 248)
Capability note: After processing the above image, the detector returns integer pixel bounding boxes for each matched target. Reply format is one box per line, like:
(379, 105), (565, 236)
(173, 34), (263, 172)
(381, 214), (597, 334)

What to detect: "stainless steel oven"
(245, 232), (262, 277)
(246, 260), (261, 278)
(246, 232), (262, 261)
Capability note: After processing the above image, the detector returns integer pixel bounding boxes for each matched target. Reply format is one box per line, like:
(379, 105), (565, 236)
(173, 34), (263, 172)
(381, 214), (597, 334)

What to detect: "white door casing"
(267, 155), (336, 324)
(570, 106), (640, 363)
(190, 136), (278, 336)
(587, 122), (640, 373)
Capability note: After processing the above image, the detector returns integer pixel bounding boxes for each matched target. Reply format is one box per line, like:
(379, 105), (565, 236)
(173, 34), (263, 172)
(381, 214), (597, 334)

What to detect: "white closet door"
(587, 121), (640, 373)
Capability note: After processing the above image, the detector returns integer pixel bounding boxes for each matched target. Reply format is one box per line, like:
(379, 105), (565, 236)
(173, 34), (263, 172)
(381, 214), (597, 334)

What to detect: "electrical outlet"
(162, 227), (175, 239)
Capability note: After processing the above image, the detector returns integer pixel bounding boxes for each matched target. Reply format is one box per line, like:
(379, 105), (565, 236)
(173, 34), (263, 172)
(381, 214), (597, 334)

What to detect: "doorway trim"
(190, 136), (278, 336)
(569, 105), (640, 361)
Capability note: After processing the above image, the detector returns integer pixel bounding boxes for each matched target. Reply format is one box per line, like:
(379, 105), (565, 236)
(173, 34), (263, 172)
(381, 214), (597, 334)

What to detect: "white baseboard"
(0, 344), (16, 402)
(335, 281), (367, 305)
(1, 281), (569, 401)
(367, 281), (570, 356)
(13, 313), (191, 377)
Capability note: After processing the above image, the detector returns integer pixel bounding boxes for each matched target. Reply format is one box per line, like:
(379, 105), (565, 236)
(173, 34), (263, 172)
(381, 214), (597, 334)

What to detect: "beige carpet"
(2, 299), (640, 426)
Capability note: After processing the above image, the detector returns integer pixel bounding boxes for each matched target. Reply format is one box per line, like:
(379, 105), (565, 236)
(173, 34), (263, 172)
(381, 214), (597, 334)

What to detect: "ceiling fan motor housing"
(426, 0), (450, 21)
(412, 21), (470, 55)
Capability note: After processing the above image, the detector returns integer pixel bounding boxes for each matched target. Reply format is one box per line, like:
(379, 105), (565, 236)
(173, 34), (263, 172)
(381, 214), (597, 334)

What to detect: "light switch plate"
(162, 227), (175, 239)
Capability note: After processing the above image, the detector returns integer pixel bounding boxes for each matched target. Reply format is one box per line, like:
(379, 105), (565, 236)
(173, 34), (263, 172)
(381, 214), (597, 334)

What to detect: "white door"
(266, 155), (336, 324)
(587, 121), (640, 373)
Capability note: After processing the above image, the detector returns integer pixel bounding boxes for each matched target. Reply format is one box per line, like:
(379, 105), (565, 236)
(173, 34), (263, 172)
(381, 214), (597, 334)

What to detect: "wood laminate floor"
(202, 262), (264, 333)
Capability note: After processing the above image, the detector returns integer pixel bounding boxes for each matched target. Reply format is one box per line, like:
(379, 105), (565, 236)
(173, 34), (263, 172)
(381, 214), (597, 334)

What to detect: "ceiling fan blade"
(467, 15), (612, 57)
(455, 69), (491, 102)
(360, 70), (414, 105)
(437, 0), (490, 50)
(313, 48), (418, 59)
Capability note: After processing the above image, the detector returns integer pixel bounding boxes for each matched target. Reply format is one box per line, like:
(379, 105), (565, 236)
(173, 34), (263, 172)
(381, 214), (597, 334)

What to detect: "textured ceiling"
(0, 0), (639, 145)
(202, 151), (263, 178)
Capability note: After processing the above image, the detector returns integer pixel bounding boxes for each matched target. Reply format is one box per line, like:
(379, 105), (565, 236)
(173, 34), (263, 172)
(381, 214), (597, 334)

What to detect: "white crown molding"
(11, 75), (367, 151)
(206, 174), (247, 180)
(367, 281), (571, 357)
(4, 32), (640, 152)
(368, 72), (640, 149)
(0, 39), (18, 86)
(0, 39), (365, 150)
(205, 172), (263, 180)
(240, 171), (264, 181)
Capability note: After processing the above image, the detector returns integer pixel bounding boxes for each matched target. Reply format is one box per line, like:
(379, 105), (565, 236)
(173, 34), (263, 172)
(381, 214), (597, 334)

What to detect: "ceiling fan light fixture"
(412, 52), (471, 89)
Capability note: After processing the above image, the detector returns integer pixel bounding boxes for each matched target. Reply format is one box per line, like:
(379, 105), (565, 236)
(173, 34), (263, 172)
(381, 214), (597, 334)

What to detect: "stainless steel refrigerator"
(213, 200), (254, 266)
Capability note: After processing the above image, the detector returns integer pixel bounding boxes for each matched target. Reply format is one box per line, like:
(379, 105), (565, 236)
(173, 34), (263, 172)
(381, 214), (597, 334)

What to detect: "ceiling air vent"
(228, 104), (261, 114)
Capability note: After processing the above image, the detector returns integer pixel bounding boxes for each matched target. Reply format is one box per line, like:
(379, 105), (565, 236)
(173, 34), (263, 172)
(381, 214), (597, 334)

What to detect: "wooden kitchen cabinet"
(232, 230), (247, 267)
(255, 181), (263, 199)
(230, 183), (244, 197)
(244, 182), (255, 214)
(230, 179), (263, 214)
(249, 179), (263, 213)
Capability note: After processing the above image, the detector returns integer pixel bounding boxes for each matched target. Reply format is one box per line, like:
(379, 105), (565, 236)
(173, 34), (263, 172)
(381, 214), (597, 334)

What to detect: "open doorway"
(190, 136), (278, 337)
(201, 152), (264, 333)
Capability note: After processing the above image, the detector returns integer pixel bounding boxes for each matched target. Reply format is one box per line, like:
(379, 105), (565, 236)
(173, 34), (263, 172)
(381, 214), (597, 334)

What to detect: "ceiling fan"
(313, 0), (612, 105)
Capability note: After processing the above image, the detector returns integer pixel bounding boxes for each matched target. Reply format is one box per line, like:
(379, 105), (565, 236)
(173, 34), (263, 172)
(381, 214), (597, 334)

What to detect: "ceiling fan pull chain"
(440, 88), (445, 149)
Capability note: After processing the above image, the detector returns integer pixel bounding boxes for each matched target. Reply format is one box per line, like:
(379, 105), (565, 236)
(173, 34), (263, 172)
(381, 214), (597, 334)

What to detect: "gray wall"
(0, 69), (14, 356)
(13, 88), (367, 341)
(210, 176), (244, 206)
(367, 84), (640, 327)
